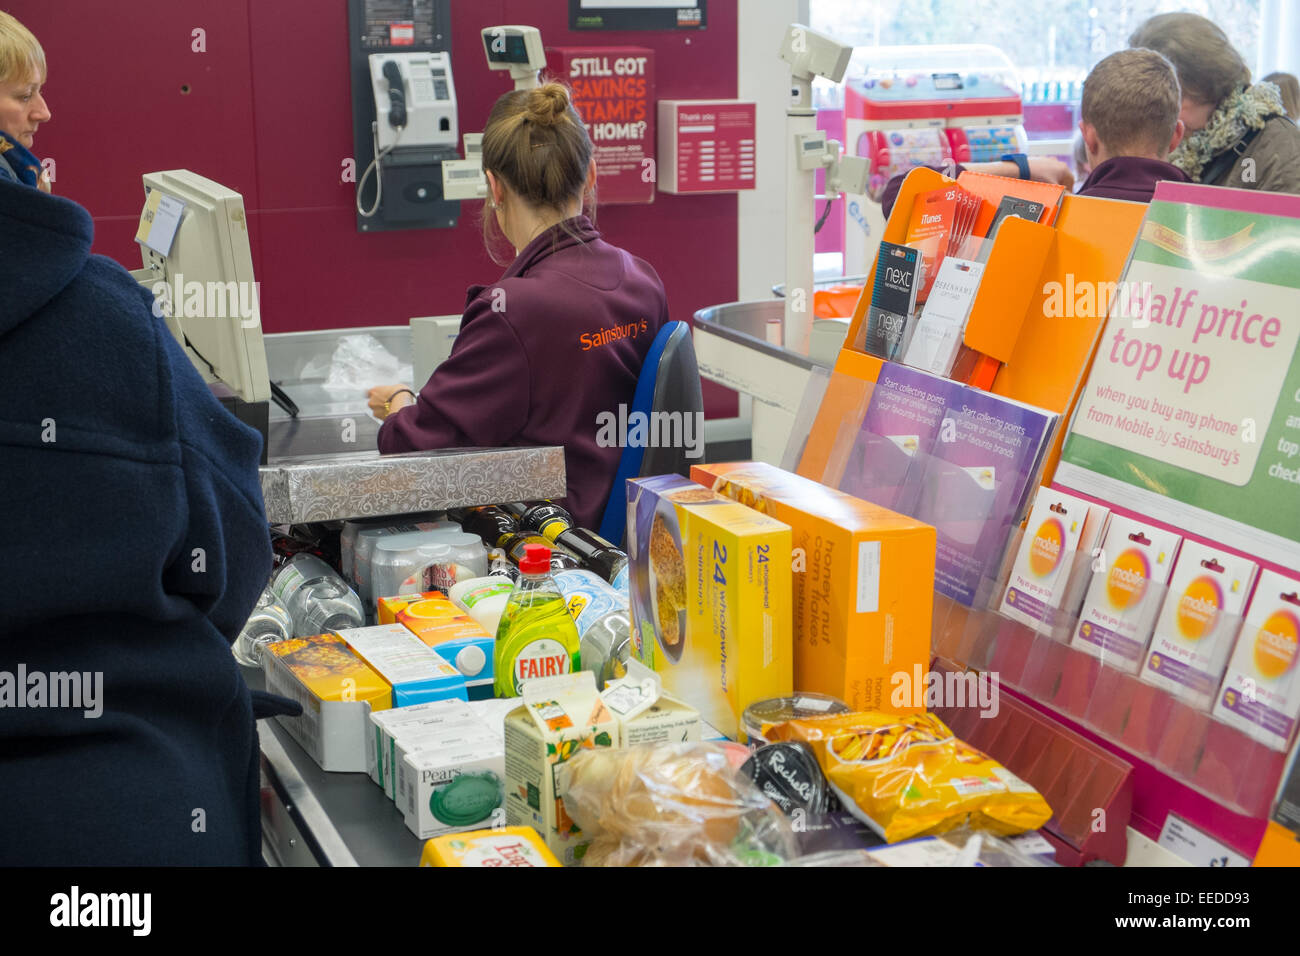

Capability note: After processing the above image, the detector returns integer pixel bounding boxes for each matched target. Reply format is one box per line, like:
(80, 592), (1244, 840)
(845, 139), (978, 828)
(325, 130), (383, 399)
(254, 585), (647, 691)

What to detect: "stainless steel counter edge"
(693, 300), (827, 371)
(258, 721), (359, 867)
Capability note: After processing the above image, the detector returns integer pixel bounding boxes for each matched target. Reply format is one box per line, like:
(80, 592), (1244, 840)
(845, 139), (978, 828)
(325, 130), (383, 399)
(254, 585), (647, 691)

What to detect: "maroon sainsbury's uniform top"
(378, 215), (670, 529)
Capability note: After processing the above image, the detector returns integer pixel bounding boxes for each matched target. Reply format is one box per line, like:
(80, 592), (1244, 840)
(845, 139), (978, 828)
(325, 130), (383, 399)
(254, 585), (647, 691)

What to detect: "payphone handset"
(368, 52), (459, 153)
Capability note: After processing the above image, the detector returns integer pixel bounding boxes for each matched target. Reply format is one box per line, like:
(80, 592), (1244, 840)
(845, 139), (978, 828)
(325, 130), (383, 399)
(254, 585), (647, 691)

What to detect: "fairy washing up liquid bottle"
(494, 544), (581, 698)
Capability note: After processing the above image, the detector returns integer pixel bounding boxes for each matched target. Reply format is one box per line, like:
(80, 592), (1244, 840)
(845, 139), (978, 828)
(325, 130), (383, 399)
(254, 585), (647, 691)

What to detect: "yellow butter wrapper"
(420, 826), (560, 867)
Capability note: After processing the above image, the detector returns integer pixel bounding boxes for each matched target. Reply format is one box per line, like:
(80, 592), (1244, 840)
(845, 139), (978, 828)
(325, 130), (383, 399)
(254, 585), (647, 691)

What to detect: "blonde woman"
(0, 11), (51, 190)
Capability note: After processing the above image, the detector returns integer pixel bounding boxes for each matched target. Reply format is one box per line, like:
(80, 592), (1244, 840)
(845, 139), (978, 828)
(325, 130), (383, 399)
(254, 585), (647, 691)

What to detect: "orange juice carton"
(263, 632), (392, 772)
(378, 591), (495, 692)
(627, 473), (793, 738)
(1071, 516), (1182, 673)
(1000, 489), (1109, 636)
(690, 462), (933, 713)
(419, 826), (560, 867)
(503, 672), (617, 865)
(1213, 570), (1300, 751)
(1140, 542), (1258, 709)
(600, 659), (701, 747)
(336, 624), (467, 706)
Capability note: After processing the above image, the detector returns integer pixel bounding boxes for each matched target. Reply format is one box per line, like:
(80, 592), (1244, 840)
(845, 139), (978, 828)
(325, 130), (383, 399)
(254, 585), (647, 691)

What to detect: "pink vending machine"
(842, 45), (1026, 276)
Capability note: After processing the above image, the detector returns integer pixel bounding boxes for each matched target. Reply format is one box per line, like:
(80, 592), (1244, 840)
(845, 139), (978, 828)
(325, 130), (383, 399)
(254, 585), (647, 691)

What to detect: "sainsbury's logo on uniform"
(579, 319), (649, 351)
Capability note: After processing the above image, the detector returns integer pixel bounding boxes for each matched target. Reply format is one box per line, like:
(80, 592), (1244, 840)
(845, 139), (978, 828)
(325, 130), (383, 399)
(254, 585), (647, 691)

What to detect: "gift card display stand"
(796, 168), (1295, 862)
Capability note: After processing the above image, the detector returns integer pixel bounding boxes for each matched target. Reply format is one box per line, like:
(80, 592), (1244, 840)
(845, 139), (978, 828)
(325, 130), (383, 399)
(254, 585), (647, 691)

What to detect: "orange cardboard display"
(800, 167), (1147, 487)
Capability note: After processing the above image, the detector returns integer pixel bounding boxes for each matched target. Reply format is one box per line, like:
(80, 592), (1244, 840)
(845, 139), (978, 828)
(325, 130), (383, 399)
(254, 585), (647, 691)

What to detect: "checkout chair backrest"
(597, 321), (704, 547)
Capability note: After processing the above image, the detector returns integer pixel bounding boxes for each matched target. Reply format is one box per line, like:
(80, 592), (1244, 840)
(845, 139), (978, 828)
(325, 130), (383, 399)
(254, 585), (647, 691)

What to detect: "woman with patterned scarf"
(0, 12), (51, 191)
(1131, 12), (1300, 195)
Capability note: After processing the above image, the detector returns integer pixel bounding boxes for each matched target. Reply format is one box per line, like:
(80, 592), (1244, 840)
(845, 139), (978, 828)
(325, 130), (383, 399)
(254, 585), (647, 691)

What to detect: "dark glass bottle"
(500, 531), (581, 571)
(452, 505), (520, 550)
(552, 527), (627, 587)
(504, 501), (574, 542)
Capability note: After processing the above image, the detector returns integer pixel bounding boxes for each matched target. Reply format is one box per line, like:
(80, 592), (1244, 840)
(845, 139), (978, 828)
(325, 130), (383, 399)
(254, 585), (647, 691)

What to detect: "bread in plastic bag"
(766, 711), (1052, 843)
(561, 742), (798, 866)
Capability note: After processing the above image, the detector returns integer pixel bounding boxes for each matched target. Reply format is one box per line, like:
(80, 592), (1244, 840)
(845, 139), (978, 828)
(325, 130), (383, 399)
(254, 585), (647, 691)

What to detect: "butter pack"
(419, 826), (560, 867)
(263, 632), (392, 772)
(692, 461), (935, 713)
(627, 474), (793, 738)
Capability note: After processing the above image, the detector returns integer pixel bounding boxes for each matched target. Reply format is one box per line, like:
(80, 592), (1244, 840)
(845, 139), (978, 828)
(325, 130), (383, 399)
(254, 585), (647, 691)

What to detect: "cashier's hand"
(367, 385), (416, 421)
(37, 168), (52, 193)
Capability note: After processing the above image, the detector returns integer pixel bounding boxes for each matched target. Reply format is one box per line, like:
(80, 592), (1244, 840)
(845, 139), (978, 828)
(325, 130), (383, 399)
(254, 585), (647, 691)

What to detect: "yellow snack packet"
(766, 711), (1052, 843)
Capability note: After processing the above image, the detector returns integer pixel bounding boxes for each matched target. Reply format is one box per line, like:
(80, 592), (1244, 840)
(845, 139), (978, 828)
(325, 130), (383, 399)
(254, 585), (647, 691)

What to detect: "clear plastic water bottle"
(579, 609), (633, 690)
(232, 587), (294, 666)
(270, 553), (365, 637)
(552, 569), (633, 689)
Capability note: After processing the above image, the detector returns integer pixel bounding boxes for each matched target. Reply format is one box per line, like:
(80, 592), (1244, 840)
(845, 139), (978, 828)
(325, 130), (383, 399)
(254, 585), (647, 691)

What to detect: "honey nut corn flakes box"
(264, 632), (391, 772)
(692, 461), (936, 713)
(626, 473), (793, 738)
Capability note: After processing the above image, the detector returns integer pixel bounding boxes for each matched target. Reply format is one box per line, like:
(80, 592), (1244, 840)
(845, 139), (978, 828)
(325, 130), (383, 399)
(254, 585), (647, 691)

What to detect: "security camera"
(482, 25), (546, 88)
(779, 24), (853, 84)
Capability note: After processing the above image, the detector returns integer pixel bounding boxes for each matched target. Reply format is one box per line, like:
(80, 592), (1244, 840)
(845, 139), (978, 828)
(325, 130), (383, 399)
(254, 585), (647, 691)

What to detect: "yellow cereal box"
(263, 632), (392, 772)
(692, 461), (936, 713)
(419, 826), (560, 867)
(626, 474), (793, 739)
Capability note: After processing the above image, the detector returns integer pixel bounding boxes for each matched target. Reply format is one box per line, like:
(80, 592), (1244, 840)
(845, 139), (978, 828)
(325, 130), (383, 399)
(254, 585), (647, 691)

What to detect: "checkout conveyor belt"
(245, 665), (425, 867)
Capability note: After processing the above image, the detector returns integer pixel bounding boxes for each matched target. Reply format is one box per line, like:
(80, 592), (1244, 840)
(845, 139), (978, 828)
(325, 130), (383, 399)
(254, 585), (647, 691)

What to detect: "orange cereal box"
(692, 461), (936, 713)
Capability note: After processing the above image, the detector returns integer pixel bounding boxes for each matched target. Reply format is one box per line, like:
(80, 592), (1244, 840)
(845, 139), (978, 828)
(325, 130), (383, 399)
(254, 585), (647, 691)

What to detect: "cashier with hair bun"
(368, 83), (671, 529)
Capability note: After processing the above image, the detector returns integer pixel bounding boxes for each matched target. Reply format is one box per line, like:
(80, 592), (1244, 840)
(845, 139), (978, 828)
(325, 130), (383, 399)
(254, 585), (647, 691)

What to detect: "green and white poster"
(1058, 182), (1300, 567)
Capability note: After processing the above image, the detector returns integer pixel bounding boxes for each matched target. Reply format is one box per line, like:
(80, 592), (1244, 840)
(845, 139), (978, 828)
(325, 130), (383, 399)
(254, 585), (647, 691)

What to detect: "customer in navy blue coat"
(369, 84), (671, 529)
(0, 176), (279, 865)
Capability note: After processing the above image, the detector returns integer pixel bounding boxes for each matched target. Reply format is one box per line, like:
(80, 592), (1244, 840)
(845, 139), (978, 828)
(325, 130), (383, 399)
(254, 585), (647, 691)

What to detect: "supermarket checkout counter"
(246, 664), (424, 867)
(252, 329), (566, 863)
(693, 296), (852, 464)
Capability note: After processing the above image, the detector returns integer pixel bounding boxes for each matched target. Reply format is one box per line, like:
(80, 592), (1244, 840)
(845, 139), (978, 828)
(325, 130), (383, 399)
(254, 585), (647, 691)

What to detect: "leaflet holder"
(798, 165), (1147, 487)
(930, 657), (1133, 867)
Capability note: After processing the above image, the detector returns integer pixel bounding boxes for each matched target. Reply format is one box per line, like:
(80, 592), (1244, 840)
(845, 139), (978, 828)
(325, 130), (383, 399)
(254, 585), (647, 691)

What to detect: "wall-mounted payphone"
(348, 0), (458, 231)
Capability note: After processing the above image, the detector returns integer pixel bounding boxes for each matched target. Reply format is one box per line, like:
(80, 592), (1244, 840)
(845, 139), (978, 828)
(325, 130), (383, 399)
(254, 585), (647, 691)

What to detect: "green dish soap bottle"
(494, 544), (582, 697)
